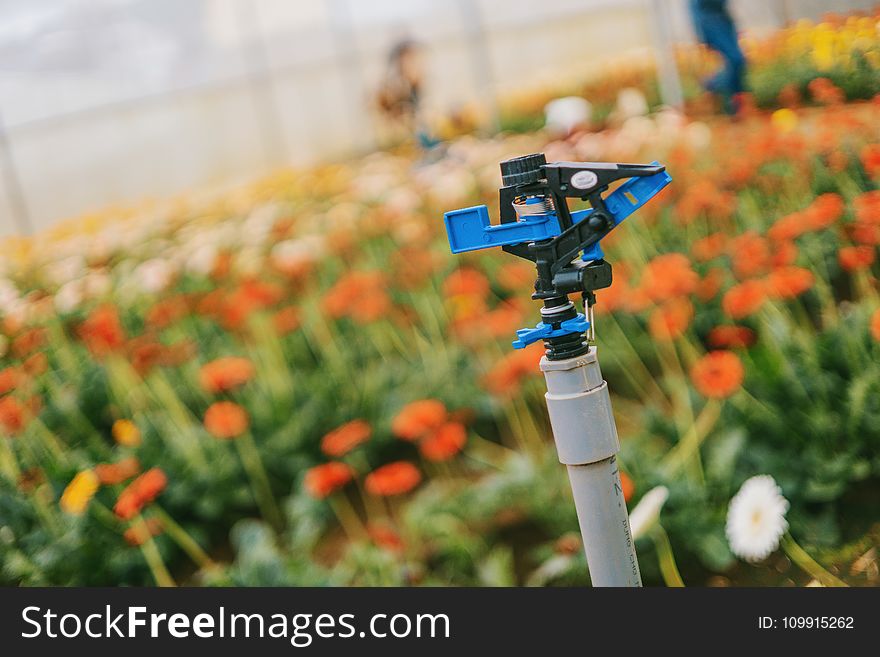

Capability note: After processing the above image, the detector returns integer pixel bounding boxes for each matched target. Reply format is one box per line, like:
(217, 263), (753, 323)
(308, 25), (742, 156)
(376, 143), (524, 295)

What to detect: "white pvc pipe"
(541, 347), (642, 587)
(567, 456), (641, 586)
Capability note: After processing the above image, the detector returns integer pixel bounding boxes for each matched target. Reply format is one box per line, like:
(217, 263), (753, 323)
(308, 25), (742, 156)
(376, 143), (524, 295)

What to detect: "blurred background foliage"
(0, 8), (879, 587)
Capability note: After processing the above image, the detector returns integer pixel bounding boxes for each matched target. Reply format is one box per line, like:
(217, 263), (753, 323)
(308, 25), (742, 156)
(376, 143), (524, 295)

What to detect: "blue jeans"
(690, 0), (746, 112)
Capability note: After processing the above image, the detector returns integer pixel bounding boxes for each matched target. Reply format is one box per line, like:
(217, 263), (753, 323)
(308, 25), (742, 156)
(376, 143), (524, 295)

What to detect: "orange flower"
(594, 263), (632, 314)
(321, 271), (390, 324)
(124, 517), (164, 546)
(391, 400), (447, 441)
(854, 190), (880, 224)
(321, 271), (380, 317)
(496, 262), (536, 291)
(367, 523), (405, 553)
(691, 233), (727, 262)
(483, 342), (545, 396)
(766, 266), (814, 299)
(725, 156), (758, 188)
(446, 291), (487, 327)
(805, 193), (844, 231)
(838, 246), (875, 272)
(11, 328), (46, 358)
(861, 144), (880, 179)
(351, 289), (392, 324)
(640, 253), (698, 302)
(674, 179), (735, 224)
(419, 422), (467, 462)
(22, 352), (45, 376)
(94, 457), (141, 485)
(768, 211), (807, 242)
(245, 278), (285, 305)
(303, 462), (354, 498)
(321, 419), (372, 457)
(707, 325), (756, 349)
(273, 306), (301, 335)
(648, 298), (693, 341)
(365, 461), (422, 496)
(391, 247), (440, 290)
(777, 83), (801, 108)
(695, 268), (724, 302)
(195, 289), (225, 319)
(0, 396), (29, 435)
(871, 309), (880, 342)
(852, 223), (880, 246)
(128, 340), (165, 375)
(204, 401), (249, 439)
(690, 351), (744, 399)
(145, 296), (189, 329)
(199, 356), (255, 394)
(808, 77), (844, 105)
(452, 299), (525, 345)
(114, 468), (168, 520)
(771, 240), (798, 268)
(216, 280), (286, 330)
(484, 300), (527, 338)
(0, 367), (23, 396)
(79, 305), (126, 356)
(826, 150), (849, 173)
(722, 280), (767, 319)
(442, 267), (490, 299)
(729, 232), (770, 279)
(619, 471), (635, 503)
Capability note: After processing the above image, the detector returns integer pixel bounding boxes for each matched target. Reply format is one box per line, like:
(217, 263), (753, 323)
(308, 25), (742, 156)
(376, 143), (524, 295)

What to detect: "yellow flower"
(112, 419), (141, 447)
(771, 108), (798, 133)
(60, 470), (100, 515)
(810, 25), (836, 71)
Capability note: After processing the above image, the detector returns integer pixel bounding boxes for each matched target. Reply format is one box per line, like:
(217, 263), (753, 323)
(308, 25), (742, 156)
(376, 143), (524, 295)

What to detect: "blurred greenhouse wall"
(0, 0), (876, 235)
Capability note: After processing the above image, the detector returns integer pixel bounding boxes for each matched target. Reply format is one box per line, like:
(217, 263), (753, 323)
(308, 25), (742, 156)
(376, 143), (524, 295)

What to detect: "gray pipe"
(541, 347), (642, 587)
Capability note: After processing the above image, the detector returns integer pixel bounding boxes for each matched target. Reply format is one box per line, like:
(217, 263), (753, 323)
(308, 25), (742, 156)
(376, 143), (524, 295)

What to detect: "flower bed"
(1, 30), (879, 588)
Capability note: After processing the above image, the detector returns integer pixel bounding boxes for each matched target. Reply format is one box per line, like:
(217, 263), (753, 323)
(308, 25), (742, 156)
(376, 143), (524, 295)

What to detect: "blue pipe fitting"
(512, 313), (591, 349)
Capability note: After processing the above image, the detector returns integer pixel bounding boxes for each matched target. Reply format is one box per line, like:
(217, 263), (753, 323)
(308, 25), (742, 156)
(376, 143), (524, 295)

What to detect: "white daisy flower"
(134, 258), (176, 294)
(187, 243), (219, 276)
(44, 254), (85, 286)
(271, 236), (324, 273)
(726, 475), (789, 563)
(616, 87), (648, 119)
(544, 96), (592, 135)
(0, 278), (20, 308)
(629, 486), (669, 540)
(54, 279), (84, 314)
(83, 271), (112, 299)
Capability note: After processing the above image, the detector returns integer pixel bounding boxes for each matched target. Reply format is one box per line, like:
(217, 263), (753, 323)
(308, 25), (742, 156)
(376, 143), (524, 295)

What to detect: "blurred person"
(376, 39), (438, 149)
(689, 0), (747, 114)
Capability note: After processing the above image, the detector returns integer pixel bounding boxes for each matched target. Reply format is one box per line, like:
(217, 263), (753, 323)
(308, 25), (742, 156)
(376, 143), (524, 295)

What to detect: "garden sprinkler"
(443, 153), (671, 586)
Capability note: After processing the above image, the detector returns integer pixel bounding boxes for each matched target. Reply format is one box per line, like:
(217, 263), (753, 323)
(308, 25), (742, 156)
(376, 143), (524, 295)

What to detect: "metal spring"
(512, 195), (554, 219)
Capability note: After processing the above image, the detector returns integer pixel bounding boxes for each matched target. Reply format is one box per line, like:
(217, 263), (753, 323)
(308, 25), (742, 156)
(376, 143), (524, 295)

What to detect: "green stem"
(235, 432), (284, 533)
(152, 506), (215, 570)
(782, 533), (847, 587)
(0, 436), (20, 482)
(30, 419), (70, 467)
(329, 494), (367, 540)
(653, 526), (685, 587)
(132, 515), (176, 587)
(659, 399), (722, 476)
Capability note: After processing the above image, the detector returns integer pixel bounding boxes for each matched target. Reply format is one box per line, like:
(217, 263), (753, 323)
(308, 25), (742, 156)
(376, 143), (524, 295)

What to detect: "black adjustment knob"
(588, 213), (609, 231)
(500, 153), (546, 187)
